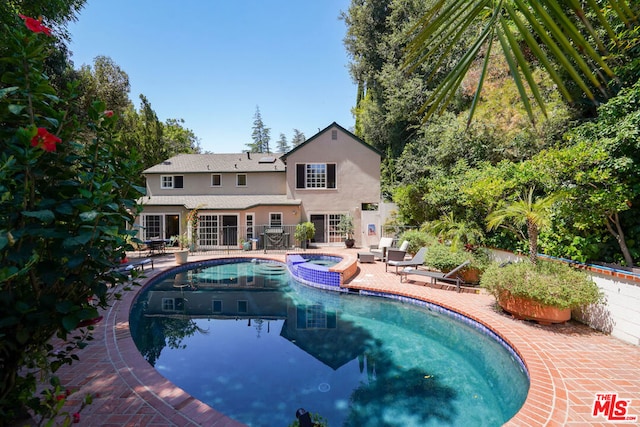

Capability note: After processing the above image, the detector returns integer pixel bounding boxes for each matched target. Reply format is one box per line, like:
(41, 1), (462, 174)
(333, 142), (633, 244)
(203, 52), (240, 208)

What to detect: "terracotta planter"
(498, 290), (571, 325)
(461, 267), (481, 285)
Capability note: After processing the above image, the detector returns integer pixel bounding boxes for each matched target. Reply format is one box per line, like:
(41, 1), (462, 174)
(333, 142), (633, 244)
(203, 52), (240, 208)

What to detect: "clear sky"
(67, 0), (355, 154)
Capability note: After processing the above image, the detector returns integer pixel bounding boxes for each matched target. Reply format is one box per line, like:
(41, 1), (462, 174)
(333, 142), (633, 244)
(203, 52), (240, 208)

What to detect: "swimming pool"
(130, 259), (528, 426)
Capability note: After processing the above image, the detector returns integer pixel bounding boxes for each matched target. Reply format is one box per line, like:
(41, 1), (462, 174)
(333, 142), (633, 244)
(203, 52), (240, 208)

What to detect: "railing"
(184, 225), (303, 255)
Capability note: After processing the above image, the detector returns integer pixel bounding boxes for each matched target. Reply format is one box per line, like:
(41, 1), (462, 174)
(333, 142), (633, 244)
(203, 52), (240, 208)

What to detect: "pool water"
(130, 260), (528, 427)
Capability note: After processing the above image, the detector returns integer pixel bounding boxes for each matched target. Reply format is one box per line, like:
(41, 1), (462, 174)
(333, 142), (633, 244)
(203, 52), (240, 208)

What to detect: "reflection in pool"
(130, 259), (528, 427)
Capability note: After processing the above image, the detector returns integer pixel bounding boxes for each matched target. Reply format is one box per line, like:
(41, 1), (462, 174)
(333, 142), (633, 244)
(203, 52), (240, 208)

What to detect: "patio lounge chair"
(370, 237), (393, 261)
(400, 260), (470, 292)
(386, 246), (428, 273)
(115, 258), (154, 273)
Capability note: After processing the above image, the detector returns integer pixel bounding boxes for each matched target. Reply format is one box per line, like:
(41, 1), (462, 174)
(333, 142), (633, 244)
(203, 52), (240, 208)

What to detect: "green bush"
(398, 229), (435, 255)
(295, 222), (315, 248)
(424, 242), (469, 271)
(0, 16), (143, 422)
(480, 260), (603, 309)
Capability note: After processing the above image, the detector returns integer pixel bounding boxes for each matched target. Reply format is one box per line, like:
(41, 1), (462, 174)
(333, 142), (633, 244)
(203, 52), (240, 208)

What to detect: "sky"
(67, 0), (356, 154)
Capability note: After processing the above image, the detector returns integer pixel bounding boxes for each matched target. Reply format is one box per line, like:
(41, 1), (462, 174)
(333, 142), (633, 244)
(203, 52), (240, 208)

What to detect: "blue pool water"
(130, 259), (528, 427)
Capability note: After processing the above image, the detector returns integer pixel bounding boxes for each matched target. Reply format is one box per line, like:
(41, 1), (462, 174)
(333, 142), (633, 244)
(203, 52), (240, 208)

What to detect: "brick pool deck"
(52, 249), (640, 426)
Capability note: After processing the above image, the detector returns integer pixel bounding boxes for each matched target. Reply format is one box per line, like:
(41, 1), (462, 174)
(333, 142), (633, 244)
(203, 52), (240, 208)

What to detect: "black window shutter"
(174, 175), (184, 188)
(327, 164), (336, 188)
(296, 164), (305, 188)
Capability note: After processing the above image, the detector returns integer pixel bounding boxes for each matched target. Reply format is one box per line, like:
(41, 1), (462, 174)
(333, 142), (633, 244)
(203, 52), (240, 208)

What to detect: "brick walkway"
(51, 250), (640, 426)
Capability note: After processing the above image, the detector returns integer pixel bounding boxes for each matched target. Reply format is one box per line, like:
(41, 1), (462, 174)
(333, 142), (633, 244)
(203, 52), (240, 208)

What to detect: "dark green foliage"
(0, 20), (143, 422)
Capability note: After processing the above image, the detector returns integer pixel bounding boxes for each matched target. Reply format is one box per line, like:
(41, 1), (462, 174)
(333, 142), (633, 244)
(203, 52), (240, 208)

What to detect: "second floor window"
(211, 174), (221, 186)
(161, 175), (183, 189)
(237, 174), (247, 186)
(296, 163), (336, 189)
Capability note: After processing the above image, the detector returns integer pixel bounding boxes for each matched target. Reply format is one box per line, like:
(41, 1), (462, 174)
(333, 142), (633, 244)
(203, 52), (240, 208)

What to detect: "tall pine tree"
(247, 106), (271, 153)
(276, 133), (289, 153)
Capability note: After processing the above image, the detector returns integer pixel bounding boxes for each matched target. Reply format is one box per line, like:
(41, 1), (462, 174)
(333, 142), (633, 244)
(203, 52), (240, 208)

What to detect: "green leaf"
(63, 233), (93, 248)
(55, 301), (73, 314)
(0, 86), (19, 99)
(78, 188), (92, 198)
(79, 211), (99, 222)
(21, 209), (55, 224)
(62, 315), (78, 332)
(8, 104), (26, 115)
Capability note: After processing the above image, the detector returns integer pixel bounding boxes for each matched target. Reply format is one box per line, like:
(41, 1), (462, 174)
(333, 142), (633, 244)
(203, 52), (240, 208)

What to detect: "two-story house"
(135, 122), (382, 249)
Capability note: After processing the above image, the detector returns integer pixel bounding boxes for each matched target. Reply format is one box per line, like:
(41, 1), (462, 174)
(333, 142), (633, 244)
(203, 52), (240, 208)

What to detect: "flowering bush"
(0, 15), (144, 423)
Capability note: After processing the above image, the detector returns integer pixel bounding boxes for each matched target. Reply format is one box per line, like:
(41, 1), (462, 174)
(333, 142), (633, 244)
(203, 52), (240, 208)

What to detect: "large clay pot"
(498, 290), (571, 325)
(175, 249), (188, 265)
(460, 267), (481, 285)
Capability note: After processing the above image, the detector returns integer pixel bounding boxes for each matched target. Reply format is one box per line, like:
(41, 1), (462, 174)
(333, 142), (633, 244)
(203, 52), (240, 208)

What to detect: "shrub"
(398, 229), (435, 255)
(295, 222), (315, 248)
(0, 16), (143, 422)
(424, 241), (469, 271)
(480, 260), (603, 310)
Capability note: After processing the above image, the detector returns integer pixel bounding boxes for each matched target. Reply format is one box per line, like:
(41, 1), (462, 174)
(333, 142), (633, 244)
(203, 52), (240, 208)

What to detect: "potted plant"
(480, 260), (603, 324)
(423, 241), (489, 284)
(174, 233), (189, 264)
(240, 238), (251, 251)
(337, 213), (356, 248)
(294, 222), (315, 250)
(481, 188), (604, 324)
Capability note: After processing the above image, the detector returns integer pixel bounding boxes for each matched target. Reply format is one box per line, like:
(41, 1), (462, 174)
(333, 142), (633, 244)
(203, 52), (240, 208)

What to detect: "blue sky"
(67, 0), (355, 153)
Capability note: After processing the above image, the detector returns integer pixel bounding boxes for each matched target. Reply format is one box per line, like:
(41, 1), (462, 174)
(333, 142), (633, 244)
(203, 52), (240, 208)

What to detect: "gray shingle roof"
(139, 195), (300, 210)
(143, 153), (285, 174)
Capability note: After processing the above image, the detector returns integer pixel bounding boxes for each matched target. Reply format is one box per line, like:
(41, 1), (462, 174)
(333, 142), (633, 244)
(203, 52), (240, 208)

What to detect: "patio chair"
(399, 260), (470, 292)
(370, 237), (393, 261)
(386, 246), (428, 274)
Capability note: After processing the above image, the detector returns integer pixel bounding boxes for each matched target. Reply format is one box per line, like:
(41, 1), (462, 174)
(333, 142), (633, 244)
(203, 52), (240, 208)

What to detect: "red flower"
(30, 127), (61, 152)
(103, 110), (114, 118)
(56, 394), (65, 401)
(18, 15), (52, 36)
(72, 412), (80, 423)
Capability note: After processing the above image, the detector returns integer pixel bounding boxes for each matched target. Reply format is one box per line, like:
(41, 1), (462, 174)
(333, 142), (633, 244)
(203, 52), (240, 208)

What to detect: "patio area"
(51, 249), (640, 426)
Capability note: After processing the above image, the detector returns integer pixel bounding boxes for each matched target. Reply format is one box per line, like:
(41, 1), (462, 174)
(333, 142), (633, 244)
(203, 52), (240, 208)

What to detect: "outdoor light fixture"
(295, 408), (313, 427)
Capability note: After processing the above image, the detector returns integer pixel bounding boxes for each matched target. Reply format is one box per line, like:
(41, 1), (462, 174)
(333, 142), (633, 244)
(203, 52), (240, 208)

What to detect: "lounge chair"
(399, 260), (470, 292)
(115, 258), (154, 273)
(386, 246), (428, 273)
(370, 237), (393, 261)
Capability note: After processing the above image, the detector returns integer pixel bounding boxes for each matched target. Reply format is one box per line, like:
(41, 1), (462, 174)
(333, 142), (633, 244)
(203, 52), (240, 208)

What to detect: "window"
(296, 163), (336, 189)
(162, 298), (175, 311)
(236, 174), (247, 186)
(198, 215), (218, 246)
(211, 174), (221, 186)
(143, 215), (162, 240)
(212, 300), (222, 313)
(328, 214), (343, 243)
(160, 175), (183, 189)
(237, 300), (248, 313)
(331, 129), (338, 140)
(246, 213), (254, 239)
(269, 213), (282, 227)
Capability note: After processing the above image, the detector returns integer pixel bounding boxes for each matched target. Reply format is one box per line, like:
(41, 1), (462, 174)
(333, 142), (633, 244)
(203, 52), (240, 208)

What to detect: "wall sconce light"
(292, 210), (297, 215)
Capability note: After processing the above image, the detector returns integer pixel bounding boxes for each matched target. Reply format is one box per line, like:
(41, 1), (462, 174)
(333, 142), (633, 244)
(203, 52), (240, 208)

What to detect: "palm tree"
(425, 212), (484, 251)
(405, 0), (639, 124)
(486, 188), (560, 263)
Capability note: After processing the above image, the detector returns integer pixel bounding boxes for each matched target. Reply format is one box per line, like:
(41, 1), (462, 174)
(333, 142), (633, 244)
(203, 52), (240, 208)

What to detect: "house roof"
(143, 153), (286, 174)
(280, 122), (383, 160)
(139, 195), (300, 210)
